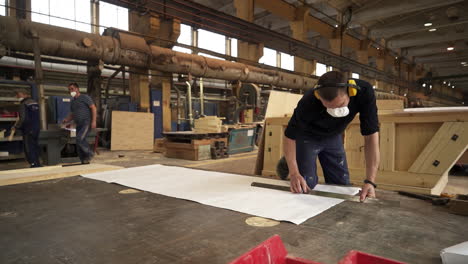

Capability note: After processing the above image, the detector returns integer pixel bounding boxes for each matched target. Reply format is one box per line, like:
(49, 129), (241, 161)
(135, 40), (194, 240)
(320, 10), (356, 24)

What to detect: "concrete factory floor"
(1, 149), (468, 264)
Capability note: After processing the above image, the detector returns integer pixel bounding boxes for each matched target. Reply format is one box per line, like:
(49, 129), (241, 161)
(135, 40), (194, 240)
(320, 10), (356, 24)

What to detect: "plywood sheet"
(265, 91), (303, 118)
(111, 111), (154, 150)
(255, 91), (303, 175)
(83, 164), (360, 225)
(0, 164), (123, 186)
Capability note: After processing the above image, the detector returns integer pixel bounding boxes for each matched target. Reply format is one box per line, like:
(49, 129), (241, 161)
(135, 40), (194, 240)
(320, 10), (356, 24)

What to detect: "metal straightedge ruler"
(251, 182), (385, 204)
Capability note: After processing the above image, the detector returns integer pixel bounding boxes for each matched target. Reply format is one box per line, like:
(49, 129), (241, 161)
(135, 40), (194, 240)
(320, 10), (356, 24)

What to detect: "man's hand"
(289, 172), (310, 194)
(360, 183), (376, 202)
(91, 121), (97, 129)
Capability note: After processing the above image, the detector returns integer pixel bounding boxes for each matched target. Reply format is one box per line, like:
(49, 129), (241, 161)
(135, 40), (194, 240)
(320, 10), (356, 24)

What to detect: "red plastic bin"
(338, 250), (406, 264)
(229, 235), (322, 264)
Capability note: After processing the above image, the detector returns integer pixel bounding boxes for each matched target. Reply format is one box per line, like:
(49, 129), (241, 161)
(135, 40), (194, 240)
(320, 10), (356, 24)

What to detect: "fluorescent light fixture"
(447, 46), (455, 51)
(429, 28), (437, 32)
(424, 23), (432, 27)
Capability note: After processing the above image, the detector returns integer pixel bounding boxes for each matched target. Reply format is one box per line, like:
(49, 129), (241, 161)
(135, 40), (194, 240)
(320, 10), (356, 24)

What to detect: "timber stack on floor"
(163, 132), (229, 161)
(261, 107), (468, 195)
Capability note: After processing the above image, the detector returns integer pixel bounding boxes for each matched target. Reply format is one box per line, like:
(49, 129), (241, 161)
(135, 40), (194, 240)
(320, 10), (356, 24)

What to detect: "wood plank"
(0, 164), (123, 186)
(111, 111), (154, 151)
(379, 122), (395, 171)
(0, 165), (62, 175)
(409, 122), (468, 175)
(394, 123), (442, 171)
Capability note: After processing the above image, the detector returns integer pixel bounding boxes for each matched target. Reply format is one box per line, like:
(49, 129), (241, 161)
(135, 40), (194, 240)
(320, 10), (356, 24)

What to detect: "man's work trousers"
(296, 133), (350, 189)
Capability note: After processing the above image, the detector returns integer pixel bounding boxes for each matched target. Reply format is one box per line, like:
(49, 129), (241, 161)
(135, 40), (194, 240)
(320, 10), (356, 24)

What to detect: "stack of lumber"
(193, 116), (227, 133)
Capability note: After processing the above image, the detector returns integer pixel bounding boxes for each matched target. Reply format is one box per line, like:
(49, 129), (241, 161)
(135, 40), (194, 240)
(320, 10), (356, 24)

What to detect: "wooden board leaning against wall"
(260, 105), (468, 195)
(111, 111), (154, 151)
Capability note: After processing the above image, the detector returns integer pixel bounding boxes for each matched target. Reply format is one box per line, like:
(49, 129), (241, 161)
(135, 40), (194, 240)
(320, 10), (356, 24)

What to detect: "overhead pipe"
(0, 16), (317, 91)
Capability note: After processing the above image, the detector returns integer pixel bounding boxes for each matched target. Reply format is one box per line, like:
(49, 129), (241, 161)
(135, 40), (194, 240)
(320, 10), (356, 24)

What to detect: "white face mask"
(327, 107), (349, 118)
(70, 91), (77, 97)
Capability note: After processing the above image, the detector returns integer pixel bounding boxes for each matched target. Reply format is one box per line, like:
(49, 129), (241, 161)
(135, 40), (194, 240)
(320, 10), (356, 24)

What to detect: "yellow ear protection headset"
(313, 79), (360, 99)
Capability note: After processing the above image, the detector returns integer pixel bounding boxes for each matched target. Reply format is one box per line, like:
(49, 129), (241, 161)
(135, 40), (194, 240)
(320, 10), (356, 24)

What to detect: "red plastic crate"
(338, 250), (406, 264)
(229, 235), (322, 264)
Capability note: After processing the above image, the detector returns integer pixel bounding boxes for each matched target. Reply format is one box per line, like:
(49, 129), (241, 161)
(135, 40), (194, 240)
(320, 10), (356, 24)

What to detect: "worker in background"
(283, 71), (380, 201)
(14, 90), (41, 168)
(62, 83), (97, 164)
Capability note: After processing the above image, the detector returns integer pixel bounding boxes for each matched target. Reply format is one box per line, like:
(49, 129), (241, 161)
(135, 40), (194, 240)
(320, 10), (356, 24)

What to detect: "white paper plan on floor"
(82, 164), (360, 225)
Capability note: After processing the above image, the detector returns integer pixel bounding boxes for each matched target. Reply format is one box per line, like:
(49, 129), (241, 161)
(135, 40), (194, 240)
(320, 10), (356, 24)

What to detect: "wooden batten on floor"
(0, 164), (123, 186)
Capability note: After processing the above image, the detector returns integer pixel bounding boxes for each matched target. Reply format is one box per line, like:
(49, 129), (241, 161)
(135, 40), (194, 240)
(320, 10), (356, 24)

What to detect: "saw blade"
(251, 182), (382, 204)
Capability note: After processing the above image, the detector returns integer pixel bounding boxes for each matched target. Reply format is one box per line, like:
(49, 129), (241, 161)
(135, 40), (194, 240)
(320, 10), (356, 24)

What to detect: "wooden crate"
(261, 107), (468, 195)
(165, 142), (211, 161)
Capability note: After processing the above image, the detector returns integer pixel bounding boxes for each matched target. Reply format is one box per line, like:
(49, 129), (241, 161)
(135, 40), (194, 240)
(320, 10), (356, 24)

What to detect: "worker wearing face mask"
(283, 71), (380, 201)
(62, 82), (97, 164)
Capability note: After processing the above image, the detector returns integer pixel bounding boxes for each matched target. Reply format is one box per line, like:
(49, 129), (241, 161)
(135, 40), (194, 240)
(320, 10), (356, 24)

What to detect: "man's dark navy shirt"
(284, 79), (379, 140)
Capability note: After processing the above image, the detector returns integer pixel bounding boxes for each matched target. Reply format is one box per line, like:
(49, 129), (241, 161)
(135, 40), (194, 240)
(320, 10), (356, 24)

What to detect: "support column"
(234, 0), (263, 63)
(8, 0), (31, 20)
(90, 0), (99, 34)
(130, 11), (180, 131)
(357, 40), (370, 65)
(290, 6), (314, 74)
(87, 61), (103, 126)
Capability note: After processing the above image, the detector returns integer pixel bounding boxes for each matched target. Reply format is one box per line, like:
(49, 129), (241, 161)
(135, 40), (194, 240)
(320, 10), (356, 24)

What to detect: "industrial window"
(0, 0), (5, 16)
(352, 73), (359, 79)
(99, 2), (128, 34)
(198, 29), (226, 55)
(280, 53), (294, 71)
(31, 0), (91, 33)
(177, 24), (191, 46)
(230, 38), (238, 57)
(173, 46), (192, 54)
(260, 47), (277, 67)
(316, 63), (327, 76)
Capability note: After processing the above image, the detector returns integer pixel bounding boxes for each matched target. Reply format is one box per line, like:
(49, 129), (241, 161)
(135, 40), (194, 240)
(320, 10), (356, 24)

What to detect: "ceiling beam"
(388, 30), (468, 49)
(403, 41), (468, 57)
(352, 0), (464, 24)
(415, 51), (468, 63)
(371, 19), (468, 39)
